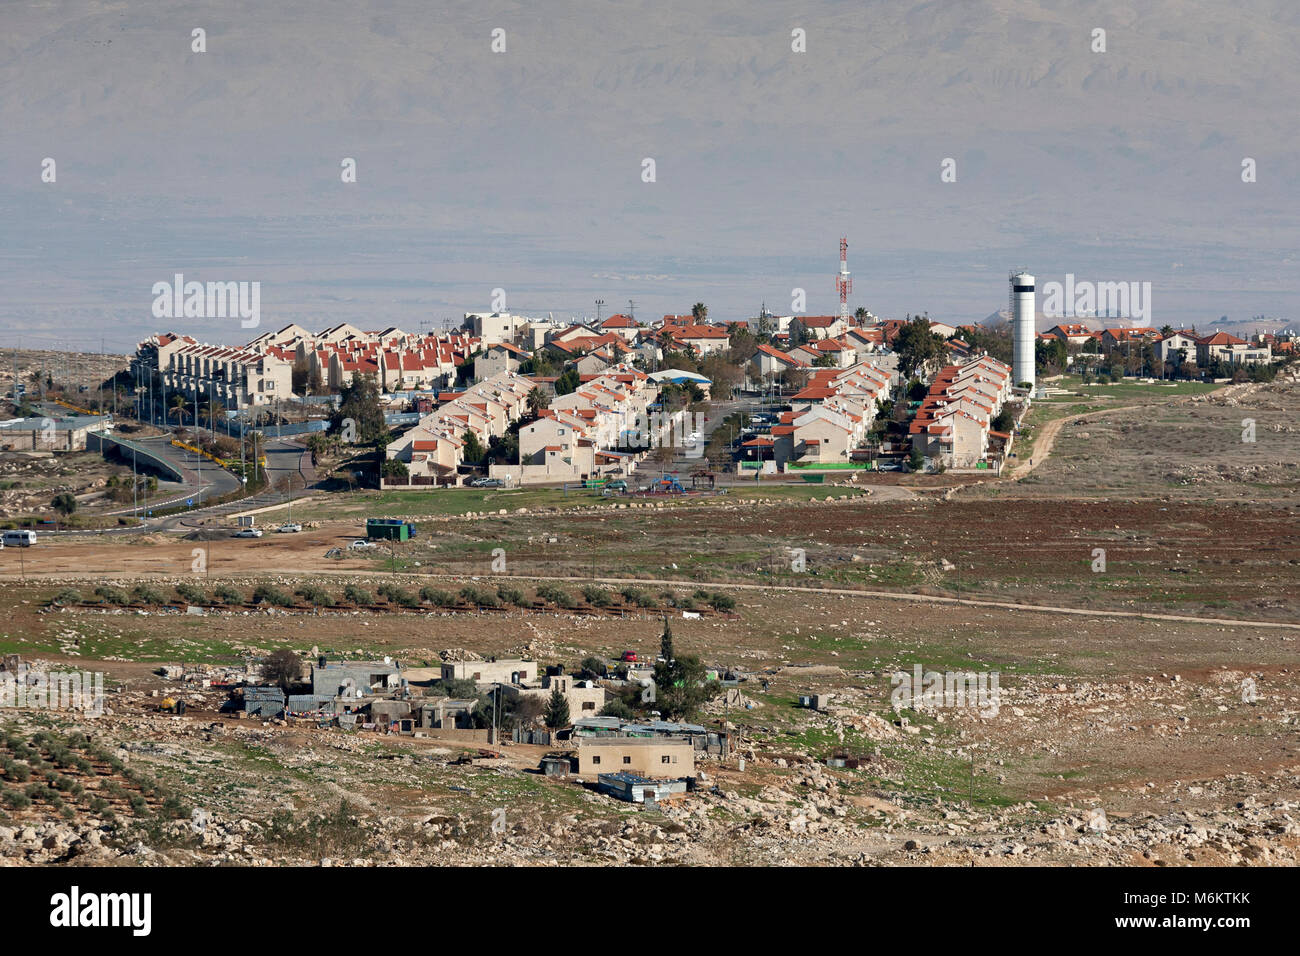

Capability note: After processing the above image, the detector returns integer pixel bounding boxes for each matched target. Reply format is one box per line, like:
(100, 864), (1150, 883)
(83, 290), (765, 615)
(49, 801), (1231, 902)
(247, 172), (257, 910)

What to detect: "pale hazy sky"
(1, 0), (1296, 350)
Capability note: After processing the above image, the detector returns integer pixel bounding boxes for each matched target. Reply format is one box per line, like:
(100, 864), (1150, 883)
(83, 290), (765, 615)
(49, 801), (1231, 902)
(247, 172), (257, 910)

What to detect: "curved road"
(60, 433), (314, 534)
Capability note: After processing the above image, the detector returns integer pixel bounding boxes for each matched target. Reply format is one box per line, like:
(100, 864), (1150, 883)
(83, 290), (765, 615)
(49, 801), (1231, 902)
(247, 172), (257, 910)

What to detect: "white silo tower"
(1010, 271), (1035, 388)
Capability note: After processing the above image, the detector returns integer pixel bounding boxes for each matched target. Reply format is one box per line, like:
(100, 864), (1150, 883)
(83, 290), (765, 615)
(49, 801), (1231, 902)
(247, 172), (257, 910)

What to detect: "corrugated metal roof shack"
(244, 686), (286, 717)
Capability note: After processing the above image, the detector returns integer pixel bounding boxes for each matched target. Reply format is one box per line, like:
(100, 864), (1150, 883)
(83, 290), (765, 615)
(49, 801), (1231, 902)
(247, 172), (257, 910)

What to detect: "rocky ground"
(2, 645), (1296, 867)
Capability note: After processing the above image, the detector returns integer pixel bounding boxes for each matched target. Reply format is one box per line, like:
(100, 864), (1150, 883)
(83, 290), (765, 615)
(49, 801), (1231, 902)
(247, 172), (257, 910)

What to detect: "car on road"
(234, 527), (263, 538)
(348, 539), (376, 550)
(276, 523), (303, 533)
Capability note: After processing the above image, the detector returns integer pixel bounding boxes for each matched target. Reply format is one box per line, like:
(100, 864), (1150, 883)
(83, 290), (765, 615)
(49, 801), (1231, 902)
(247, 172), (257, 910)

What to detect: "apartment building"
(1196, 332), (1273, 366)
(791, 315), (847, 341)
(474, 342), (530, 381)
(1154, 330), (1200, 366)
(464, 311), (529, 346)
(138, 332), (293, 410)
(135, 325), (479, 411)
(660, 323), (731, 356)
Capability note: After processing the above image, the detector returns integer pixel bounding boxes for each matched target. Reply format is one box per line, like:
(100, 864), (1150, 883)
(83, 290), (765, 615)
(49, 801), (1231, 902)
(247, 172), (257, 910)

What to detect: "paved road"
(645, 397), (761, 482)
(60, 433), (314, 534)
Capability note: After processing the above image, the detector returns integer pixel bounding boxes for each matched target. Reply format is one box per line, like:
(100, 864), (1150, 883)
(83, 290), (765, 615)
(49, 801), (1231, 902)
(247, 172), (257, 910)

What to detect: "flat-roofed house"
(577, 735), (695, 777)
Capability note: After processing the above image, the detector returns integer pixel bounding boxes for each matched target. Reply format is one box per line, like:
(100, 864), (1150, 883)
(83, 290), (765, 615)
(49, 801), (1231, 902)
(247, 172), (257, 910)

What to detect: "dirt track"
(1009, 403), (1143, 479)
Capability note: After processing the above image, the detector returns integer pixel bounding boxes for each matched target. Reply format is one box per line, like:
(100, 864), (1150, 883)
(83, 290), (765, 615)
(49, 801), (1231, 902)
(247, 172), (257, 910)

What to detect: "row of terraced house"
(909, 355), (1013, 470)
(743, 359), (894, 467)
(509, 366), (659, 483)
(383, 364), (660, 486)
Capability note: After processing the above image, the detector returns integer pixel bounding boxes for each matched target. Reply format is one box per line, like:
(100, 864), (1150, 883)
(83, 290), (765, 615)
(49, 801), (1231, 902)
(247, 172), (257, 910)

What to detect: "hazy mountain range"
(1, 0), (1296, 350)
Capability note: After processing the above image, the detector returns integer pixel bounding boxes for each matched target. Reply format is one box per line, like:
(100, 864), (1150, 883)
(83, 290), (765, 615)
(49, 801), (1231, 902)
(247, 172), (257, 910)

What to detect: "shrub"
(619, 586), (644, 605)
(251, 584), (293, 607)
(459, 586), (499, 608)
(175, 581), (208, 604)
(377, 584), (418, 607)
(295, 584), (333, 608)
(1, 789), (31, 810)
(93, 585), (129, 606)
(708, 592), (736, 612)
(496, 586), (526, 607)
(536, 584), (573, 608)
(419, 587), (454, 607)
(581, 585), (611, 607)
(343, 584), (372, 606)
(391, 588), (419, 608)
(132, 584), (169, 606)
(52, 588), (82, 606)
(213, 584), (244, 605)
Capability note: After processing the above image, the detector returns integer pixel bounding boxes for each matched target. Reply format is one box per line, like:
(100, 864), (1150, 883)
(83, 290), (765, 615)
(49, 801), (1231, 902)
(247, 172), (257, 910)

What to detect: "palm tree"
(526, 386), (549, 417)
(691, 302), (708, 323)
(168, 393), (187, 427)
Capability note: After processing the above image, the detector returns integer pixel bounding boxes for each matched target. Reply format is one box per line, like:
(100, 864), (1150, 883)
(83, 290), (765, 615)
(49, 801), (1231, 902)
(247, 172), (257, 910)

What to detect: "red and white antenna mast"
(835, 236), (853, 322)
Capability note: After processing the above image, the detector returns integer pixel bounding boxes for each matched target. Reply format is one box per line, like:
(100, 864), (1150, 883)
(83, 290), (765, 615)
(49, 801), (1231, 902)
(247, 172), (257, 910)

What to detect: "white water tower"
(1010, 271), (1035, 388)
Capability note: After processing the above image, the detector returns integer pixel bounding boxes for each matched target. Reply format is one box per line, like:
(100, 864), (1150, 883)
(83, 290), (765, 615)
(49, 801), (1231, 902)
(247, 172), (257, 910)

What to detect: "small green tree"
(213, 583), (243, 605)
(544, 687), (570, 729)
(908, 444), (925, 472)
(51, 493), (77, 517)
(555, 369), (580, 396)
(461, 430), (486, 465)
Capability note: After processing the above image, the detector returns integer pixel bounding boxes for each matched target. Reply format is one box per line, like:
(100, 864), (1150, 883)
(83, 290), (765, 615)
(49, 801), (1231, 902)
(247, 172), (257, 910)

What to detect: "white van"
(2, 530), (37, 547)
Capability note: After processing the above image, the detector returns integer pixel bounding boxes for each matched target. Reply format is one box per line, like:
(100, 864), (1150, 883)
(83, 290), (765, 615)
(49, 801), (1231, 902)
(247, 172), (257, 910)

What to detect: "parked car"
(234, 528), (263, 538)
(620, 650), (638, 662)
(276, 523), (303, 533)
(473, 478), (505, 488)
(604, 479), (628, 493)
(348, 539), (376, 550)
